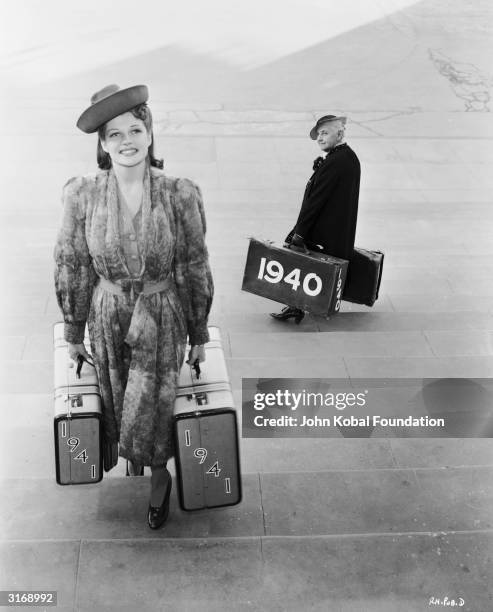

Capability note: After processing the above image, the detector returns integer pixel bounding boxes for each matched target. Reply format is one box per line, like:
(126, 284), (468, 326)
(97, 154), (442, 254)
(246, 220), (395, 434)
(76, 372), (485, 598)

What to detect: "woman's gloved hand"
(67, 342), (91, 363)
(186, 345), (206, 365)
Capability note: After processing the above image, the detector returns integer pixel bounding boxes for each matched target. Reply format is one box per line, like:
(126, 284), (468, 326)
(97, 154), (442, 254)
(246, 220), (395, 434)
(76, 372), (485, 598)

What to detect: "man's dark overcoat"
(291, 143), (361, 260)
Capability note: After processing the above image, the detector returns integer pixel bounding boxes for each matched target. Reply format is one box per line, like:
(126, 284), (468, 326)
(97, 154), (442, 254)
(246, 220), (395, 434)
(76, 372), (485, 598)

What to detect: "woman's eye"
(132, 129), (141, 134)
(109, 132), (119, 137)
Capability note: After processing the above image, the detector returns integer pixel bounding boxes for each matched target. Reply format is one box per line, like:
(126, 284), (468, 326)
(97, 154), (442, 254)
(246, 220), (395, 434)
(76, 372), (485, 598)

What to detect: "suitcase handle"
(285, 242), (310, 255)
(76, 354), (95, 379)
(192, 358), (201, 379)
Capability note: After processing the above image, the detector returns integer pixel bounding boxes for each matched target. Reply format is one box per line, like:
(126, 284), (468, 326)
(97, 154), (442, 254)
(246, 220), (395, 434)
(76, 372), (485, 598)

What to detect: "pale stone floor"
(1, 1), (493, 610)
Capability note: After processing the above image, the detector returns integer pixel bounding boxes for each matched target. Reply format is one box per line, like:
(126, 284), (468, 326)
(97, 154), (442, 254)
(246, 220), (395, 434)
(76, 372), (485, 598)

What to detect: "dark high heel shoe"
(126, 460), (144, 476)
(147, 472), (172, 530)
(269, 306), (305, 324)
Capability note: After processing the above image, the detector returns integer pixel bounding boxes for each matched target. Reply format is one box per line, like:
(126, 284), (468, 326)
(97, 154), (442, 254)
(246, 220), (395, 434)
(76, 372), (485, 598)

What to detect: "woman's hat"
(76, 84), (149, 133)
(310, 114), (347, 140)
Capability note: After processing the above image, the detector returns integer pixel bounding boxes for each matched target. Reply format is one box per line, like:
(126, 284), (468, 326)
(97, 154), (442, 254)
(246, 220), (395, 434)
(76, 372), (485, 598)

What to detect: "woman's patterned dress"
(54, 164), (213, 467)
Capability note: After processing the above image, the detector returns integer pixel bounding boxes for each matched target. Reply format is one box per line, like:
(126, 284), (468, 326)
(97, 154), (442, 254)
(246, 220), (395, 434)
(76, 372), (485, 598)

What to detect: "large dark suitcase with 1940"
(241, 238), (348, 315)
(174, 326), (242, 511)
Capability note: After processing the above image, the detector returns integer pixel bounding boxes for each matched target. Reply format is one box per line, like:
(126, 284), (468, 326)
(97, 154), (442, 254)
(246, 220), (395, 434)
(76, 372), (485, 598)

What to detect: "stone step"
(2, 311), (493, 341)
(2, 531), (492, 611)
(3, 394), (493, 481)
(215, 311), (493, 333)
(214, 292), (493, 315)
(2, 464), (492, 541)
(226, 329), (493, 360)
(3, 353), (493, 398)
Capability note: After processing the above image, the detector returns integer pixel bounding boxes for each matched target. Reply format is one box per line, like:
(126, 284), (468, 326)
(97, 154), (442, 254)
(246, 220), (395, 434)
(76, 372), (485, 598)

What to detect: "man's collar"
(326, 142), (347, 155)
(314, 142), (347, 169)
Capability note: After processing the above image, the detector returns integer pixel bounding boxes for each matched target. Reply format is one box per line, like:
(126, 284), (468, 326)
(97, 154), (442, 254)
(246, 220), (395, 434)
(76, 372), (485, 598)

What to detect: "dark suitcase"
(174, 327), (242, 511)
(242, 238), (348, 315)
(342, 248), (384, 307)
(53, 322), (104, 485)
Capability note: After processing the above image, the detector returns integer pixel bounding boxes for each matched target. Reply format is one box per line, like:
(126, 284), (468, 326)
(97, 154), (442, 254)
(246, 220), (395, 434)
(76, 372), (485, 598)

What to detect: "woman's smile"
(120, 147), (138, 156)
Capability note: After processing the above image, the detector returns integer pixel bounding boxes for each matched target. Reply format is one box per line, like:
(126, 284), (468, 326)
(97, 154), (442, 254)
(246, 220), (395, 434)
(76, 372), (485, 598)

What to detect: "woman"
(54, 84), (214, 529)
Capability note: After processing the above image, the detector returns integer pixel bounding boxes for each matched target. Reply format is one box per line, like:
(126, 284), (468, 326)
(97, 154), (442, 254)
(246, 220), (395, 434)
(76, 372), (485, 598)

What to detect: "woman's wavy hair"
(96, 103), (164, 170)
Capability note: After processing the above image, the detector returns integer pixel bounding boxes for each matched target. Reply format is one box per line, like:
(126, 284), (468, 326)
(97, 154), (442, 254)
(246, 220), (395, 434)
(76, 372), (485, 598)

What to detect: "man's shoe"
(269, 306), (305, 324)
(147, 474), (172, 530)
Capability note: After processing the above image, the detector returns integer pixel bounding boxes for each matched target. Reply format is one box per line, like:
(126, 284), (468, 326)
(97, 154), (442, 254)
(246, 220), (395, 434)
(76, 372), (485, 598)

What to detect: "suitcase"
(174, 327), (242, 511)
(53, 322), (104, 485)
(342, 248), (384, 307)
(242, 238), (348, 315)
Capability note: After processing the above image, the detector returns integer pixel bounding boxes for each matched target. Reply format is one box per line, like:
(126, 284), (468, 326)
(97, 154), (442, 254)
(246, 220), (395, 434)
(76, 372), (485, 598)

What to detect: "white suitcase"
(175, 326), (233, 414)
(174, 327), (242, 510)
(53, 323), (103, 485)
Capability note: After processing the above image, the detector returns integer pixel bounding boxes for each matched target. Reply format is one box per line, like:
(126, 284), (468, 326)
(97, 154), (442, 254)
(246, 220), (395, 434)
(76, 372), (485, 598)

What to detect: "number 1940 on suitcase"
(242, 238), (348, 316)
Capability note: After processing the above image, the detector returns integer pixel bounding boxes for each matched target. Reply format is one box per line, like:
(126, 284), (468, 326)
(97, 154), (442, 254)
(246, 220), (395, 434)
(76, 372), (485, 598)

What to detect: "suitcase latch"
(187, 392), (208, 406)
(62, 393), (83, 418)
(64, 394), (83, 409)
(70, 394), (83, 408)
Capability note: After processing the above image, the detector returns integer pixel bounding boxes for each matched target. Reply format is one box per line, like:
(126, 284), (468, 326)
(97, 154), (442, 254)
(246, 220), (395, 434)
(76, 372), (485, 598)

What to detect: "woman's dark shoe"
(126, 460), (144, 476)
(270, 306), (305, 324)
(147, 474), (172, 530)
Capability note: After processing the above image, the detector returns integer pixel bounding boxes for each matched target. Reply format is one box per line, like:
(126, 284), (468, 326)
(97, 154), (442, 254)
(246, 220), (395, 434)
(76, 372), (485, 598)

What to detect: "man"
(271, 114), (360, 322)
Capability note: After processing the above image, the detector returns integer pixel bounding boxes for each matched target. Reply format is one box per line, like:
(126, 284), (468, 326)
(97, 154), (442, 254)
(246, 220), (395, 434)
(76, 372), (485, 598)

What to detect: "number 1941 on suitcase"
(53, 322), (103, 485)
(174, 327), (242, 511)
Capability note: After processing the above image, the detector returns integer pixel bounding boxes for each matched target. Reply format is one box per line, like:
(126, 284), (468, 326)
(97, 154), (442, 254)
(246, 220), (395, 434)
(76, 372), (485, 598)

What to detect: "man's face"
(316, 122), (342, 152)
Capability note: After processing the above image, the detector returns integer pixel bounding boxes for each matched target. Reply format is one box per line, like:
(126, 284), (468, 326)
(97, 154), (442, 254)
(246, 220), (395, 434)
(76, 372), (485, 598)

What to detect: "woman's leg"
(150, 464), (171, 506)
(126, 460), (144, 476)
(148, 463), (172, 529)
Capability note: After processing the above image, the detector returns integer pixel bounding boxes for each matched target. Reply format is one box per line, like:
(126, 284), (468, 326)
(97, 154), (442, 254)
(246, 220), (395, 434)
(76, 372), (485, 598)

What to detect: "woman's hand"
(186, 345), (206, 365)
(67, 342), (91, 363)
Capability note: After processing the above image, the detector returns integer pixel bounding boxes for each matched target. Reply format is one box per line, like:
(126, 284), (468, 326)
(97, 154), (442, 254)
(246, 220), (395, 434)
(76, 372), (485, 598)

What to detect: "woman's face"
(101, 112), (152, 168)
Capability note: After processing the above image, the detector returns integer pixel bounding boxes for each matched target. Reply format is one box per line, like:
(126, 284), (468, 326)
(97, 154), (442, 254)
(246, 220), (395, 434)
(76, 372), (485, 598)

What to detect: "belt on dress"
(97, 276), (172, 299)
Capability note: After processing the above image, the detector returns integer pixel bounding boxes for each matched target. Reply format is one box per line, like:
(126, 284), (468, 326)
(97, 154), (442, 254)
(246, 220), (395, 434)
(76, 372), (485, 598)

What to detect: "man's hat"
(76, 84), (149, 133)
(310, 114), (347, 140)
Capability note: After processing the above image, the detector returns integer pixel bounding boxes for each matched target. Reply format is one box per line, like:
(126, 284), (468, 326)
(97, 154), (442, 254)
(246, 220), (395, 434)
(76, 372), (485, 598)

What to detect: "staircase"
(2, 9), (493, 604)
